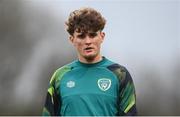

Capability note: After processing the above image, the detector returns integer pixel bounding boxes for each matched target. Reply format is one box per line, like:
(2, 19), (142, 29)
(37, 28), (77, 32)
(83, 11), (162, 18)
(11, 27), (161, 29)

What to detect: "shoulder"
(50, 61), (76, 84)
(105, 59), (130, 81)
(105, 58), (127, 73)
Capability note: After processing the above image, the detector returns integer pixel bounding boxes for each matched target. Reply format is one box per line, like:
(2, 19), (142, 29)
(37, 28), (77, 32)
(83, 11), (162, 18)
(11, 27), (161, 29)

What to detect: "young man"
(42, 7), (137, 116)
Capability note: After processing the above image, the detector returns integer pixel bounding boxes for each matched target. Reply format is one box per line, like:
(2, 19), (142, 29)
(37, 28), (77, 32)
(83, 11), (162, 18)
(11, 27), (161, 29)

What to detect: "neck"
(78, 54), (103, 64)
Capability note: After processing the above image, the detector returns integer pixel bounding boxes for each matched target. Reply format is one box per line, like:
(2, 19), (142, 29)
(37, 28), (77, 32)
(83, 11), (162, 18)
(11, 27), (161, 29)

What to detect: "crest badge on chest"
(97, 78), (111, 91)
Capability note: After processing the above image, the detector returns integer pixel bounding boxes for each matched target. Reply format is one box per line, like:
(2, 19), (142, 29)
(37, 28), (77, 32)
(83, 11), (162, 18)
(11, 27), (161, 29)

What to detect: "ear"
(69, 35), (74, 44)
(100, 32), (105, 42)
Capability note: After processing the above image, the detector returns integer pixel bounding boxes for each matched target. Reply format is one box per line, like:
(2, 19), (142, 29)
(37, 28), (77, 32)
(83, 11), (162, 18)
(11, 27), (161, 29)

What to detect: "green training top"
(42, 57), (137, 116)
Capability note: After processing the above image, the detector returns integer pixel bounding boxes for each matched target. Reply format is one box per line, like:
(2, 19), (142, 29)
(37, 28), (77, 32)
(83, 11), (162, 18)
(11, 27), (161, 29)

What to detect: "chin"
(84, 54), (97, 61)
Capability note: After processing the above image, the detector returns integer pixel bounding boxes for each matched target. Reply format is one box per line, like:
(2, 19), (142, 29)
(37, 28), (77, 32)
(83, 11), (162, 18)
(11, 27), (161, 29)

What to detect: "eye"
(77, 34), (86, 39)
(88, 32), (97, 38)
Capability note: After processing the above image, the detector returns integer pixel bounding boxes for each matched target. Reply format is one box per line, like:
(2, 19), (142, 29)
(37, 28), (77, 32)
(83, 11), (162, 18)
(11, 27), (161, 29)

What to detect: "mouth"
(84, 47), (94, 50)
(84, 47), (94, 53)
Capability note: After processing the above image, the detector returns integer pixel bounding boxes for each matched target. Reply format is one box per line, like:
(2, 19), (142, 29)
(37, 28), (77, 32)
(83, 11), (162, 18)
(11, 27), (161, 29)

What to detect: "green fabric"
(42, 57), (137, 116)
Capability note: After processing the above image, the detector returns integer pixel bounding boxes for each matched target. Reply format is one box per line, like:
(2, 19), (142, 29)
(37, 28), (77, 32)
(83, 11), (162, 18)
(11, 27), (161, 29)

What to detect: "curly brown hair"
(65, 7), (106, 35)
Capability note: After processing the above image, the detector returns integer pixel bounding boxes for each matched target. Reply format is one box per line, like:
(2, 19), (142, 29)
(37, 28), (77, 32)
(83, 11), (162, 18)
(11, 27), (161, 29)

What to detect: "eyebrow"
(76, 33), (85, 36)
(75, 30), (100, 37)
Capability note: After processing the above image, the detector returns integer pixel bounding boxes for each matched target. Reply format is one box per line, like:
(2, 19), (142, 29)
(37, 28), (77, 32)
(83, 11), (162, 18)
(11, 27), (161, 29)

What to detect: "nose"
(84, 36), (92, 45)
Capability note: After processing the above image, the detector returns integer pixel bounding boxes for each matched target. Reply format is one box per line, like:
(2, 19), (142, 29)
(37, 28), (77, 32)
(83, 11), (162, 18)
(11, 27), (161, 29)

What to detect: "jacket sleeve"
(118, 67), (137, 116)
(42, 70), (61, 116)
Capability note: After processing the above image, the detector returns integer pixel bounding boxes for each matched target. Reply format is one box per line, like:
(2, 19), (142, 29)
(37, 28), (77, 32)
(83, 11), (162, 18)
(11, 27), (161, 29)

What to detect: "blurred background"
(0, 0), (179, 115)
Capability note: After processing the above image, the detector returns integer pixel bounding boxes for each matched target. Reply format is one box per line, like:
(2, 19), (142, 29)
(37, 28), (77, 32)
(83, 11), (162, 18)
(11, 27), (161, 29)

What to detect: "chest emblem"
(97, 78), (111, 91)
(66, 81), (75, 88)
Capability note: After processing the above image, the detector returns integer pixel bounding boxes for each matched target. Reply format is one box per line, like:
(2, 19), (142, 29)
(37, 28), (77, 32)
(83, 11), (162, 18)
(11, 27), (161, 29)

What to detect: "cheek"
(95, 41), (102, 48)
(74, 42), (83, 50)
(94, 37), (103, 46)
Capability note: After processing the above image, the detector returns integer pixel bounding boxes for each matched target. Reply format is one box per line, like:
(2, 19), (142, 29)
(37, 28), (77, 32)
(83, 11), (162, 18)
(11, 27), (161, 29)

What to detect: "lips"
(84, 47), (94, 50)
(84, 47), (94, 53)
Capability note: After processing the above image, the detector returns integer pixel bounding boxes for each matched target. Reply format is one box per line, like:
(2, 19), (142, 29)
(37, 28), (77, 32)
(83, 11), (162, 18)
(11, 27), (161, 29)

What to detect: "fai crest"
(98, 78), (111, 91)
